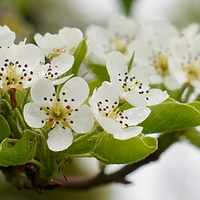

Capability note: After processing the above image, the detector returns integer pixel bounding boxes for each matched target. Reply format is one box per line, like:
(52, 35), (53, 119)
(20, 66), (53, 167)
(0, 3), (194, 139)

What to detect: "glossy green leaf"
(88, 79), (104, 95)
(67, 38), (87, 77)
(139, 101), (200, 134)
(0, 114), (10, 143)
(92, 132), (157, 164)
(127, 51), (135, 72)
(86, 61), (109, 81)
(65, 133), (97, 156)
(0, 130), (37, 167)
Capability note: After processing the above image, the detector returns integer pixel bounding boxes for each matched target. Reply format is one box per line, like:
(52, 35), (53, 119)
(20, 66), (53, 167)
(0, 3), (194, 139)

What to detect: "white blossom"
(85, 15), (139, 65)
(169, 34), (200, 89)
(130, 20), (180, 90)
(89, 81), (151, 140)
(106, 51), (169, 106)
(24, 77), (94, 151)
(38, 53), (74, 85)
(0, 43), (44, 93)
(34, 27), (85, 60)
(0, 25), (16, 48)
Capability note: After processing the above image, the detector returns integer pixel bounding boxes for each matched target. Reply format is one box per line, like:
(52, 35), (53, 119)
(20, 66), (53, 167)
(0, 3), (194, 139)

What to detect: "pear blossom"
(130, 20), (180, 90)
(23, 77), (94, 151)
(179, 23), (199, 41)
(0, 25), (16, 48)
(34, 27), (84, 60)
(89, 81), (151, 140)
(169, 34), (200, 89)
(106, 51), (169, 106)
(85, 15), (139, 65)
(0, 43), (44, 94)
(39, 53), (74, 85)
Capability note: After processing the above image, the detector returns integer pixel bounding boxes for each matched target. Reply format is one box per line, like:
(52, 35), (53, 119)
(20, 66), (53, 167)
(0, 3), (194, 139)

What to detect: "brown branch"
(54, 131), (183, 190)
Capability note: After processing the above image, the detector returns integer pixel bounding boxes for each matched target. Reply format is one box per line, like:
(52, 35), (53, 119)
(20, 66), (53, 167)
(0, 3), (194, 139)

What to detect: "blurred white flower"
(106, 51), (169, 106)
(169, 34), (200, 89)
(180, 23), (200, 41)
(89, 81), (151, 140)
(24, 77), (94, 151)
(0, 25), (16, 48)
(85, 15), (139, 65)
(130, 20), (180, 90)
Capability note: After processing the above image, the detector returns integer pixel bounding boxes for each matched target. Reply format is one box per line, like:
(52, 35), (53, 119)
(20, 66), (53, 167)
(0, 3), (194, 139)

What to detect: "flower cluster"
(86, 16), (200, 92)
(3, 14), (200, 192)
(1, 16), (185, 153)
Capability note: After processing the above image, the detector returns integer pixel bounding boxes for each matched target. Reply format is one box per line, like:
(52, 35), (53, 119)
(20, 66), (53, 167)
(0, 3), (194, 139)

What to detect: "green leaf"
(184, 128), (200, 148)
(0, 130), (37, 167)
(86, 61), (109, 81)
(65, 134), (97, 156)
(0, 114), (10, 143)
(119, 0), (135, 15)
(127, 51), (135, 72)
(69, 38), (88, 77)
(92, 132), (157, 164)
(88, 79), (104, 95)
(139, 101), (200, 134)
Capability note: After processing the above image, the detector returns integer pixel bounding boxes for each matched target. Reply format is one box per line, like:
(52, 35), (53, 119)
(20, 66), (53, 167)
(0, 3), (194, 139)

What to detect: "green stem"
(66, 153), (93, 158)
(72, 130), (97, 145)
(14, 108), (28, 130)
(30, 159), (46, 170)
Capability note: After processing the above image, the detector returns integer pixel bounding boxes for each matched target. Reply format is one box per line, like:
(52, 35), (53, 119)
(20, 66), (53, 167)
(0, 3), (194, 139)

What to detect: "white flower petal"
(51, 54), (74, 77)
(114, 126), (143, 140)
(96, 115), (124, 135)
(60, 77), (89, 108)
(164, 75), (182, 91)
(89, 81), (119, 114)
(118, 106), (151, 126)
(13, 44), (43, 69)
(150, 73), (163, 85)
(59, 27), (83, 53)
(52, 74), (73, 85)
(123, 91), (148, 106)
(106, 51), (127, 83)
(34, 33), (46, 51)
(47, 126), (73, 152)
(23, 103), (47, 128)
(145, 89), (169, 106)
(31, 78), (55, 106)
(129, 65), (155, 87)
(0, 25), (15, 48)
(69, 105), (94, 133)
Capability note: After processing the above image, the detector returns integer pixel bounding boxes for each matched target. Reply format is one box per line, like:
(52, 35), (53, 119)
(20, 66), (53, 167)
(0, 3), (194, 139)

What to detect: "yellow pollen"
(182, 63), (200, 83)
(42, 100), (73, 130)
(48, 47), (67, 60)
(2, 62), (25, 93)
(153, 54), (168, 77)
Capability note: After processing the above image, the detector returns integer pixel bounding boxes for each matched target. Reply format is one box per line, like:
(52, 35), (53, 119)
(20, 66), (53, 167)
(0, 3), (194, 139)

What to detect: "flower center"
(153, 54), (169, 77)
(118, 72), (142, 92)
(48, 46), (76, 60)
(113, 38), (127, 54)
(41, 99), (73, 130)
(117, 72), (150, 101)
(182, 63), (200, 83)
(48, 47), (67, 60)
(97, 99), (130, 128)
(45, 65), (59, 81)
(0, 59), (33, 93)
